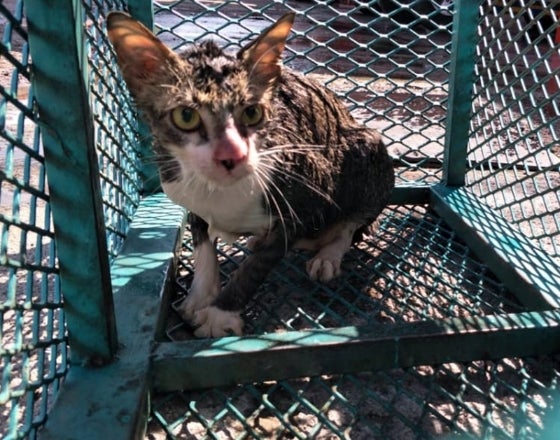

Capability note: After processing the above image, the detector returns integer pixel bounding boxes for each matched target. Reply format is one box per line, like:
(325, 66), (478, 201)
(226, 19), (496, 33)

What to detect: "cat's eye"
(171, 107), (202, 131)
(241, 104), (264, 127)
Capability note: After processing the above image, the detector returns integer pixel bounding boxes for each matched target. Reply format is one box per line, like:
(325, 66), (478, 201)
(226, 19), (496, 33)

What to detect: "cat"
(107, 11), (394, 338)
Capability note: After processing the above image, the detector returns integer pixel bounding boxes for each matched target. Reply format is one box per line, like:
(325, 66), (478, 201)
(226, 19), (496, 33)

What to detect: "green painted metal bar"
(152, 310), (560, 392)
(125, 0), (161, 194)
(442, 0), (479, 186)
(431, 184), (560, 309)
(25, 0), (117, 364)
(127, 0), (154, 28)
(40, 194), (186, 440)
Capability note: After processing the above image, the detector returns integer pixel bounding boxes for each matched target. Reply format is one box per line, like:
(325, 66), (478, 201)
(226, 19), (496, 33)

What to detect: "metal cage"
(1, 0), (559, 438)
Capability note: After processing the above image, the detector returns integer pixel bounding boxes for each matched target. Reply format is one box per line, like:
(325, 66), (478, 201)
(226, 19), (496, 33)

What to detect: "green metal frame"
(442, 0), (479, 186)
(40, 193), (185, 439)
(153, 309), (560, 392)
(20, 0), (560, 438)
(26, 0), (117, 364)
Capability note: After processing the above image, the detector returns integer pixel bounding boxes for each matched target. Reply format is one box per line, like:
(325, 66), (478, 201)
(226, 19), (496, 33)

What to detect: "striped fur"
(108, 12), (394, 337)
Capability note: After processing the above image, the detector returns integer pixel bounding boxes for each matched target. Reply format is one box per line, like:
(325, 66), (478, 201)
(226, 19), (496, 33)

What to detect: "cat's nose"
(215, 150), (248, 171)
(213, 121), (249, 171)
(220, 158), (241, 171)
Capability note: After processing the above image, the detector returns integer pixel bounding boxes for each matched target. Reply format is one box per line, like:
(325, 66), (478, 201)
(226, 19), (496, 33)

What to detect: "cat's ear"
(107, 11), (176, 93)
(238, 13), (295, 87)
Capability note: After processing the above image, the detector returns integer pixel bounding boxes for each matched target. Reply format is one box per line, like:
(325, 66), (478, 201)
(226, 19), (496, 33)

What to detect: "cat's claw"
(193, 306), (244, 338)
(306, 256), (341, 283)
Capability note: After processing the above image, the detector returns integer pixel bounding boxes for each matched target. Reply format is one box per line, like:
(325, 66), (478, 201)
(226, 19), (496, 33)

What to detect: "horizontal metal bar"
(430, 184), (560, 309)
(152, 310), (560, 392)
(395, 156), (551, 174)
(390, 184), (431, 205)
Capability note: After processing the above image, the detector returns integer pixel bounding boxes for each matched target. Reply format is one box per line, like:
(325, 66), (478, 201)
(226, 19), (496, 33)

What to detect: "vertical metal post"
(442, 0), (480, 186)
(125, 0), (161, 195)
(127, 0), (154, 28)
(26, 0), (118, 364)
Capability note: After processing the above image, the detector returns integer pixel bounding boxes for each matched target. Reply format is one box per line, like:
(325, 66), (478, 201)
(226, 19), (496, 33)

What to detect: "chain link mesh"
(150, 356), (560, 439)
(1, 0), (145, 436)
(156, 204), (560, 439)
(0, 2), (67, 438)
(167, 205), (522, 339)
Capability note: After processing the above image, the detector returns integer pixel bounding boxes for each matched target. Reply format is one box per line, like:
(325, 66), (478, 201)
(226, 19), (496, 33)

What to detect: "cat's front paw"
(306, 255), (342, 283)
(177, 284), (219, 323)
(193, 306), (244, 338)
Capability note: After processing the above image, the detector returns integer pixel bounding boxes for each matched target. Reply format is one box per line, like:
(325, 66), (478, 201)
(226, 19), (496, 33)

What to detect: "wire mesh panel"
(167, 205), (523, 339)
(0, 1), (67, 438)
(1, 0), (148, 437)
(150, 356), (560, 439)
(0, 0), (557, 438)
(467, 0), (560, 258)
(82, 0), (145, 261)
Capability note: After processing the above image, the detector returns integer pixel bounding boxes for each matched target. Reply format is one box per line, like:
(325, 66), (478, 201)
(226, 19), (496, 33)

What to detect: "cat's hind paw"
(303, 221), (359, 283)
(193, 306), (244, 338)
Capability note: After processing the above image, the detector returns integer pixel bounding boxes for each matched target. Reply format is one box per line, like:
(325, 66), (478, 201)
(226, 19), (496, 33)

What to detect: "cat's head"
(107, 12), (294, 187)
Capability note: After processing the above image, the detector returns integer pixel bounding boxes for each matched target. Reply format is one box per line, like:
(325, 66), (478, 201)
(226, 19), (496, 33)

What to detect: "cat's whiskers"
(252, 170), (283, 243)
(253, 167), (298, 252)
(255, 163), (302, 224)
(258, 155), (338, 208)
(137, 158), (181, 194)
(272, 125), (316, 139)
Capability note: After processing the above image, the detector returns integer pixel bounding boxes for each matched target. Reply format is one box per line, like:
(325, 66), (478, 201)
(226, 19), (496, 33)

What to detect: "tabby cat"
(107, 12), (394, 337)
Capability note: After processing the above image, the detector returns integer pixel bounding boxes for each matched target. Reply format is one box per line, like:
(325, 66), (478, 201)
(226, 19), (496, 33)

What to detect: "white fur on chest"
(163, 176), (272, 243)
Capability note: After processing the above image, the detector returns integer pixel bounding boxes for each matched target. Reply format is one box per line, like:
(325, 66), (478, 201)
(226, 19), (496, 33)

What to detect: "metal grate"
(467, 0), (560, 258)
(0, 1), (67, 439)
(1, 0), (146, 437)
(153, 205), (560, 439)
(1, 0), (559, 439)
(167, 205), (523, 339)
(149, 356), (560, 439)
